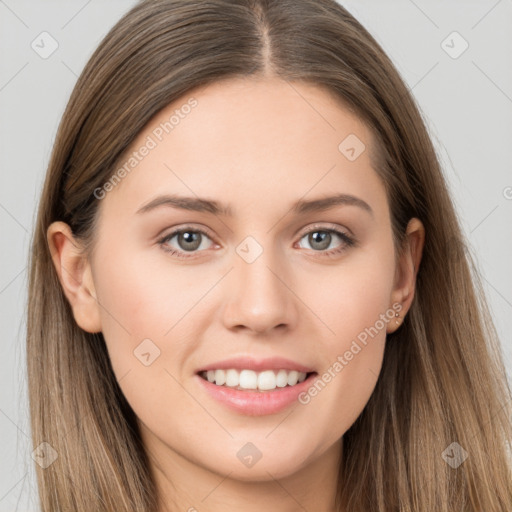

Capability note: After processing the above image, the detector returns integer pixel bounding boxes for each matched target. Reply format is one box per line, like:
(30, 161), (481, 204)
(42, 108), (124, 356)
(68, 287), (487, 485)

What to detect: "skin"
(48, 76), (424, 512)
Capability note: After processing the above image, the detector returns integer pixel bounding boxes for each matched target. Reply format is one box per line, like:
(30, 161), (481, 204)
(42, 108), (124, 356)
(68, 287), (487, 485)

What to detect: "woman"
(27, 0), (512, 510)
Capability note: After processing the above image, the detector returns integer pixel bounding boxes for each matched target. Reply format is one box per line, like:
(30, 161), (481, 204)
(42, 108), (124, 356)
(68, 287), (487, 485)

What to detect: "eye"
(296, 225), (356, 257)
(158, 224), (356, 259)
(158, 226), (216, 258)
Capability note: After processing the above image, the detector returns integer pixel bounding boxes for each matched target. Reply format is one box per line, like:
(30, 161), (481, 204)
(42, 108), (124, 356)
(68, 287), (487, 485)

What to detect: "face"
(84, 76), (404, 481)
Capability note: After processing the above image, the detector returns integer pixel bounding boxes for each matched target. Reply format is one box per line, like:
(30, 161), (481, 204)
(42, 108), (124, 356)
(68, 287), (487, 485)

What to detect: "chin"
(204, 444), (314, 482)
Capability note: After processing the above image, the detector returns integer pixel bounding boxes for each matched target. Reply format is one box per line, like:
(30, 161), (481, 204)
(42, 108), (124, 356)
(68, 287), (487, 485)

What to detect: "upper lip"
(196, 356), (316, 374)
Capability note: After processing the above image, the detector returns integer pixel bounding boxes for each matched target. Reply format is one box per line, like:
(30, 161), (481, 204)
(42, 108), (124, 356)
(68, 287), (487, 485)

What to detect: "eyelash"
(158, 224), (356, 259)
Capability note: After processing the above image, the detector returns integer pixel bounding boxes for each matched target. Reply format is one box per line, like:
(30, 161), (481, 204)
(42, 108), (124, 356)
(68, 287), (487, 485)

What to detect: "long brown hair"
(27, 0), (512, 510)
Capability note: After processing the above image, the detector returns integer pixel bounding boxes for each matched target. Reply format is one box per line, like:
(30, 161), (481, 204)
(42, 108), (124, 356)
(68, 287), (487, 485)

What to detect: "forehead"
(99, 76), (385, 219)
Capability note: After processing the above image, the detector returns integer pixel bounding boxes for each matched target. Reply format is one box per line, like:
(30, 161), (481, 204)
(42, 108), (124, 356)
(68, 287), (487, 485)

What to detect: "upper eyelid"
(158, 224), (215, 241)
(299, 223), (351, 237)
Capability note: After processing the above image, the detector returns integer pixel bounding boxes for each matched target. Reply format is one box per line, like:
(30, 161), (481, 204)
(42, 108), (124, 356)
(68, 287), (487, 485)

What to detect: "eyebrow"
(136, 193), (373, 218)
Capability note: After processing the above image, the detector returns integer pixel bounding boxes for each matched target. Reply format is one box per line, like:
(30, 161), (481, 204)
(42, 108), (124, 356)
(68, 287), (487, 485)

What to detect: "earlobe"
(387, 218), (425, 333)
(47, 221), (102, 333)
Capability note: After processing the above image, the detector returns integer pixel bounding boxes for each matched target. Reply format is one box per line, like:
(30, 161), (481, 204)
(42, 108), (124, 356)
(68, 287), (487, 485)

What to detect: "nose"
(221, 242), (299, 335)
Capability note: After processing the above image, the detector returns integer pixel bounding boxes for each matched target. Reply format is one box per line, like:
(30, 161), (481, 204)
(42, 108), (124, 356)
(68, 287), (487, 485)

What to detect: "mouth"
(197, 368), (318, 392)
(195, 368), (319, 416)
(194, 356), (318, 415)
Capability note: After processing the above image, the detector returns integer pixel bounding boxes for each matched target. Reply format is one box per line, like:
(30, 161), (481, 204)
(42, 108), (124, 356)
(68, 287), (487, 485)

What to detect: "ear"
(47, 221), (102, 333)
(386, 217), (425, 334)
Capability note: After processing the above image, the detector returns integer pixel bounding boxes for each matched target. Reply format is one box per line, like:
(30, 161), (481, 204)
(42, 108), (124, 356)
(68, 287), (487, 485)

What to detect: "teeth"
(276, 369), (289, 387)
(226, 369), (239, 387)
(214, 369), (225, 385)
(239, 369), (258, 389)
(258, 370), (277, 391)
(201, 369), (309, 391)
(288, 370), (298, 386)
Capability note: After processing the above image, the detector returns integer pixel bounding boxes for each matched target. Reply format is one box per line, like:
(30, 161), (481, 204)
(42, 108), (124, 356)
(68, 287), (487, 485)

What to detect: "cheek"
(305, 236), (396, 345)
(296, 238), (396, 442)
(90, 246), (198, 432)
(91, 244), (188, 375)
(93, 241), (195, 331)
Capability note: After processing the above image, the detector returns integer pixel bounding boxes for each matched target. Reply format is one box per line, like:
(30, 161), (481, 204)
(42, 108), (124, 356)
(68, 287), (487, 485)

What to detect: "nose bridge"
(222, 234), (296, 333)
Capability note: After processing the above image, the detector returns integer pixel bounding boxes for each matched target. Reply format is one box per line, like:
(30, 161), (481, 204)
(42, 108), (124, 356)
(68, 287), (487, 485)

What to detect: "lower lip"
(195, 373), (318, 416)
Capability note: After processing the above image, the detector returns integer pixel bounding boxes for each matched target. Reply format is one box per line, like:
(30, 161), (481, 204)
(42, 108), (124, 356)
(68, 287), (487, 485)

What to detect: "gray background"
(1, 1), (511, 510)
